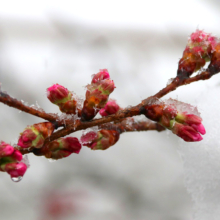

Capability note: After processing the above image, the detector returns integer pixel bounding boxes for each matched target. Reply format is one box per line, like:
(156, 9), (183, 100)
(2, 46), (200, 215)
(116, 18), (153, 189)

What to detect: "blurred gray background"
(0, 0), (220, 219)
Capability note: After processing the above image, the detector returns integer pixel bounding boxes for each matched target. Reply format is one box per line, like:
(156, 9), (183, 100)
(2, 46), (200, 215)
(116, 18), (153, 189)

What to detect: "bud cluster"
(0, 142), (27, 179)
(142, 99), (205, 142)
(177, 29), (219, 78)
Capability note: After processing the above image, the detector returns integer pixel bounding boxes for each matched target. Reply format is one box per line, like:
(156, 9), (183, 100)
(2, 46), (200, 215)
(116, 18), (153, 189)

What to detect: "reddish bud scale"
(18, 122), (54, 149)
(81, 130), (120, 150)
(44, 137), (82, 160)
(81, 69), (115, 121)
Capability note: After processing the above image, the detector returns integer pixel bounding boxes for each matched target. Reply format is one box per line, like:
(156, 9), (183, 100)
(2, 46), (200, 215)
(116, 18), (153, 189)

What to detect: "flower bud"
(0, 142), (14, 157)
(171, 122), (203, 142)
(18, 122), (54, 149)
(177, 29), (219, 78)
(45, 137), (82, 160)
(81, 69), (115, 121)
(47, 84), (77, 114)
(47, 84), (70, 104)
(4, 162), (27, 178)
(175, 112), (206, 135)
(143, 99), (205, 142)
(81, 130), (120, 150)
(91, 69), (110, 83)
(99, 100), (120, 116)
(0, 141), (28, 179)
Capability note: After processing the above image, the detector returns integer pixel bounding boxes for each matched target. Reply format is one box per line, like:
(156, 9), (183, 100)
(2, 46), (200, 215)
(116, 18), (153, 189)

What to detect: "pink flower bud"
(47, 84), (70, 104)
(175, 112), (206, 135)
(99, 100), (120, 116)
(172, 122), (203, 142)
(81, 130), (120, 150)
(5, 162), (27, 178)
(0, 142), (14, 157)
(18, 122), (54, 149)
(91, 69), (110, 83)
(45, 137), (82, 159)
(11, 150), (23, 161)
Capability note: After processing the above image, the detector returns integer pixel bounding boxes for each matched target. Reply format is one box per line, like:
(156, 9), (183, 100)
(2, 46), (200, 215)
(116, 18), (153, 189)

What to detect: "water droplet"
(11, 176), (22, 182)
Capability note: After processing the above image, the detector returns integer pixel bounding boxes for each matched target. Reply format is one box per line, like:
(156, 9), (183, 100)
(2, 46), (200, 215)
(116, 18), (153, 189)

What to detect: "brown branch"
(152, 70), (214, 99)
(2, 67), (219, 157)
(17, 120), (165, 155)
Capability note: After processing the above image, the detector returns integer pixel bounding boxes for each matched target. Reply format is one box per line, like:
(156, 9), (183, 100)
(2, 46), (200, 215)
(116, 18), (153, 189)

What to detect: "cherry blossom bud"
(81, 130), (120, 150)
(45, 137), (82, 160)
(91, 69), (110, 83)
(0, 142), (14, 157)
(18, 122), (54, 149)
(175, 112), (206, 135)
(81, 69), (115, 121)
(177, 29), (219, 78)
(0, 141), (28, 179)
(4, 162), (27, 178)
(143, 99), (205, 142)
(47, 84), (70, 104)
(47, 84), (77, 114)
(99, 99), (120, 116)
(171, 122), (203, 142)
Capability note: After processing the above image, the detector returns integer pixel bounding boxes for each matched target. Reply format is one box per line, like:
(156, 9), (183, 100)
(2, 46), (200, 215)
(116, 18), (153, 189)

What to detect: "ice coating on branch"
(18, 122), (54, 149)
(0, 141), (28, 181)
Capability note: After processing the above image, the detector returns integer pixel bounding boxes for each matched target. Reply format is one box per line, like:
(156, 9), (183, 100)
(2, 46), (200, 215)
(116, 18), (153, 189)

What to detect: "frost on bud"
(177, 29), (219, 78)
(0, 142), (28, 179)
(18, 122), (54, 149)
(99, 99), (120, 116)
(47, 84), (77, 114)
(45, 137), (82, 160)
(81, 69), (115, 121)
(142, 99), (205, 142)
(81, 129), (120, 150)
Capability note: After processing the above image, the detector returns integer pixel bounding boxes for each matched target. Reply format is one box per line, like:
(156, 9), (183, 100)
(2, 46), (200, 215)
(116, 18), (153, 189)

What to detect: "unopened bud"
(18, 122), (54, 149)
(99, 99), (120, 116)
(45, 137), (82, 160)
(81, 130), (120, 150)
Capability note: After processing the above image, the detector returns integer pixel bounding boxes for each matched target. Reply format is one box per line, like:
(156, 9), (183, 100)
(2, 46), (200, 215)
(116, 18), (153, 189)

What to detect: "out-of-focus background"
(0, 1), (220, 219)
